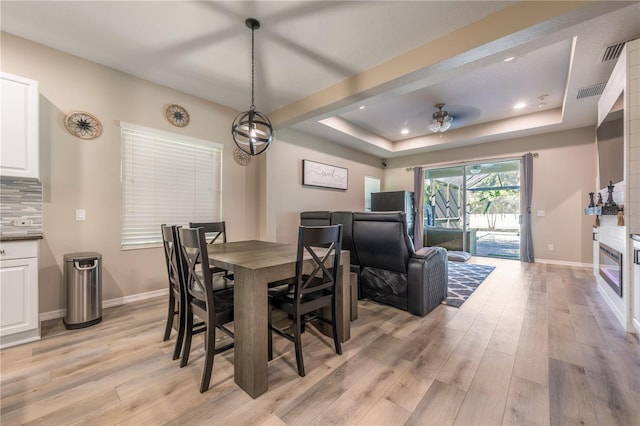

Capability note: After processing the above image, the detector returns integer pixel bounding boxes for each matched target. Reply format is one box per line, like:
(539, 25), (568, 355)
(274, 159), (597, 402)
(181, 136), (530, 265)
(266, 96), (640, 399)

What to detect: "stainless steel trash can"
(63, 252), (102, 329)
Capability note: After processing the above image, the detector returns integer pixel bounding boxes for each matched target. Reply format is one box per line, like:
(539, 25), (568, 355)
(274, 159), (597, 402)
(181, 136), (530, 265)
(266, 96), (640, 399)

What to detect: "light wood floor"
(2, 258), (640, 425)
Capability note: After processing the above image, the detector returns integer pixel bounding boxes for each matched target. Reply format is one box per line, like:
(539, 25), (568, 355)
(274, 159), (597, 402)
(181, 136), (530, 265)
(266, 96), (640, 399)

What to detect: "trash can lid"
(64, 252), (102, 262)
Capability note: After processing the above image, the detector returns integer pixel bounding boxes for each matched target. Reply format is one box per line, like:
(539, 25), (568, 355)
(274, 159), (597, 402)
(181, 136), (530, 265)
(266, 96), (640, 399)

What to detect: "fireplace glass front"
(599, 243), (622, 297)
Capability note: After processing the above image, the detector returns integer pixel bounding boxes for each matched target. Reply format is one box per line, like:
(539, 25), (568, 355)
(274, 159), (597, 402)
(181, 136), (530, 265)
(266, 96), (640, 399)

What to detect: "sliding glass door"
(423, 159), (521, 259)
(423, 165), (468, 251)
(465, 160), (520, 259)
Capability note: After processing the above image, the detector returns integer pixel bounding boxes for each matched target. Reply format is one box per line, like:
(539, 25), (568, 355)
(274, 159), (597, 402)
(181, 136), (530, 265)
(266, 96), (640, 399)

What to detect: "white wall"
(383, 127), (597, 266)
(263, 128), (383, 244)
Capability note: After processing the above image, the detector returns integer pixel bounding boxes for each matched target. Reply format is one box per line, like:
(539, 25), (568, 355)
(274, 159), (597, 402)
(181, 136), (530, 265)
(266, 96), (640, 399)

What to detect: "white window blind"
(120, 122), (223, 249)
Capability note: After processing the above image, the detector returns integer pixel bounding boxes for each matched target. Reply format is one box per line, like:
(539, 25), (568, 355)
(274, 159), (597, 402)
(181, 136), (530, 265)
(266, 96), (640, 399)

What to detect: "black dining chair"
(161, 224), (187, 361)
(189, 221), (233, 282)
(267, 224), (343, 377)
(178, 227), (235, 393)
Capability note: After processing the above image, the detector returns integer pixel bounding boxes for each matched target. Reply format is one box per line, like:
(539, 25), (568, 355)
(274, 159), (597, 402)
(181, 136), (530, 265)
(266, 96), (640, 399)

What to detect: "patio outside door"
(465, 160), (520, 259)
(422, 159), (521, 259)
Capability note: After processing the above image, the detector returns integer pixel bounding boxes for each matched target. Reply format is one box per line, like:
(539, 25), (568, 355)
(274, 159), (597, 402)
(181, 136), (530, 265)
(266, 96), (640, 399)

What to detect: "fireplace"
(599, 243), (622, 297)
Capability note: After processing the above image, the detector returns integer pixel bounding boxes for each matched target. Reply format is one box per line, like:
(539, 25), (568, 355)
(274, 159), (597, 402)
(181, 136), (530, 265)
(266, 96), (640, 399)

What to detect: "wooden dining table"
(207, 240), (351, 399)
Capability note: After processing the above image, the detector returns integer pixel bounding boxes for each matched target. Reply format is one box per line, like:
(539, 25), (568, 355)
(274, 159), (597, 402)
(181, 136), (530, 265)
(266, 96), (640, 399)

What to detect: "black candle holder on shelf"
(602, 180), (619, 215)
(584, 191), (602, 216)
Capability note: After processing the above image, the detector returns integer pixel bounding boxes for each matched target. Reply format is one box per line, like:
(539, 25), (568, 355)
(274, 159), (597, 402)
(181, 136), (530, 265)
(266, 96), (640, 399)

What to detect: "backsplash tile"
(0, 176), (43, 237)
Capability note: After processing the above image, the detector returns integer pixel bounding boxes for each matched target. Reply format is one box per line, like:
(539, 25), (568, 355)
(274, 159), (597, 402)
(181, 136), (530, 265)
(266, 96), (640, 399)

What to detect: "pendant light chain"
(251, 25), (255, 109)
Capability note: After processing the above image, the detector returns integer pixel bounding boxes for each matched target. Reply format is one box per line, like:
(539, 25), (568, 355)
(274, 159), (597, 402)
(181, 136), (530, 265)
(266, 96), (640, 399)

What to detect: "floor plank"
(502, 376), (550, 426)
(405, 379), (466, 426)
(548, 357), (599, 425)
(453, 349), (515, 425)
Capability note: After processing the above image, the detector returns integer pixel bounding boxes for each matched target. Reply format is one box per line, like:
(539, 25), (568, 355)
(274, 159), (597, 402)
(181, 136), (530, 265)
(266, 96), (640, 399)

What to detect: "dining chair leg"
(180, 308), (194, 368)
(331, 298), (342, 355)
(163, 292), (176, 341)
(200, 320), (216, 393)
(172, 301), (186, 360)
(294, 315), (305, 377)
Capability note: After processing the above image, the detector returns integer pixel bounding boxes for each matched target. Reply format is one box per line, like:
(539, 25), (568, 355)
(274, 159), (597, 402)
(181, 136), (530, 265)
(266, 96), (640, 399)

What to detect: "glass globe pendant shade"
(429, 115), (452, 132)
(232, 107), (273, 155)
(429, 104), (453, 133)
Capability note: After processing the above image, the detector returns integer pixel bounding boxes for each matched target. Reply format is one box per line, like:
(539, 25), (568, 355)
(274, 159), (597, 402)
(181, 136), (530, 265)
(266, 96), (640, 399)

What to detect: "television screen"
(596, 92), (624, 189)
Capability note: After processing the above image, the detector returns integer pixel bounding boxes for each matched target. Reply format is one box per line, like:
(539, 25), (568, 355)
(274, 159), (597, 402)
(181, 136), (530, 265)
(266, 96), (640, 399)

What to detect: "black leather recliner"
(352, 211), (448, 316)
(300, 211), (331, 226)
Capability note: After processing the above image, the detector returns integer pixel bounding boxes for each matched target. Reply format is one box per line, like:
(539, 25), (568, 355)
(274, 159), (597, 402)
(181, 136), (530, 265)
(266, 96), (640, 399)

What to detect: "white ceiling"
(2, 1), (639, 159)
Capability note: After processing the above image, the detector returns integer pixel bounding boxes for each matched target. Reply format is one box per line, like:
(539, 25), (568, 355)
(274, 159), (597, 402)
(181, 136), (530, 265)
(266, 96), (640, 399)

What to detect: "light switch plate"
(537, 210), (545, 217)
(75, 209), (86, 221)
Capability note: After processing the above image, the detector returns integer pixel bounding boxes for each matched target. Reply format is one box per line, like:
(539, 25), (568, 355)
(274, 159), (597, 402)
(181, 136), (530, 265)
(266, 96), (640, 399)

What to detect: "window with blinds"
(120, 122), (223, 249)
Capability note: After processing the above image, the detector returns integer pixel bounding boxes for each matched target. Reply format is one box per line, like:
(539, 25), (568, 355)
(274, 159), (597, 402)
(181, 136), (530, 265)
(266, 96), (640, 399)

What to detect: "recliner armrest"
(413, 246), (443, 260)
(407, 247), (448, 316)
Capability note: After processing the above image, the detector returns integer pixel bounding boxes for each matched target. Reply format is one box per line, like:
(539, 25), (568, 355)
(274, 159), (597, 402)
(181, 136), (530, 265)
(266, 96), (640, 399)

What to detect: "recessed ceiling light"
(514, 102), (527, 110)
(504, 56), (515, 62)
(401, 128), (410, 135)
(359, 105), (366, 110)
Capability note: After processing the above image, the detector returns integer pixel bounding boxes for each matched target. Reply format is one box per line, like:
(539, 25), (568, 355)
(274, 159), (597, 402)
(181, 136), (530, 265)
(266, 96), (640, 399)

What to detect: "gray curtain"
(413, 167), (424, 249)
(521, 153), (535, 262)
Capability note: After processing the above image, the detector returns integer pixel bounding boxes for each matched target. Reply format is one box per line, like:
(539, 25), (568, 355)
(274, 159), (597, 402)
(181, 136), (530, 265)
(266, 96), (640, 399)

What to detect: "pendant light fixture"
(232, 18), (273, 155)
(429, 103), (453, 133)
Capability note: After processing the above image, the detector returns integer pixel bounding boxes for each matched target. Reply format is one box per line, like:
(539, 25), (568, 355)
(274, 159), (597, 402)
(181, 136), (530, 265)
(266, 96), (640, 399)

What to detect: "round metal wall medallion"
(233, 148), (250, 166)
(165, 104), (190, 127)
(64, 111), (102, 139)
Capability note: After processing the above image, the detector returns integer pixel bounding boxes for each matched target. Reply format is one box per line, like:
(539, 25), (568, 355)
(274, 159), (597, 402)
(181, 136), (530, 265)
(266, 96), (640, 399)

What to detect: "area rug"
(444, 262), (496, 307)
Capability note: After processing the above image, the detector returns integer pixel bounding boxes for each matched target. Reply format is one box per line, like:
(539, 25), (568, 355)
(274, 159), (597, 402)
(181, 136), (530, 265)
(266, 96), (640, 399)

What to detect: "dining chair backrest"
(178, 227), (214, 305)
(189, 221), (227, 245)
(188, 221), (232, 278)
(160, 224), (188, 360)
(161, 224), (183, 299)
(293, 225), (343, 306)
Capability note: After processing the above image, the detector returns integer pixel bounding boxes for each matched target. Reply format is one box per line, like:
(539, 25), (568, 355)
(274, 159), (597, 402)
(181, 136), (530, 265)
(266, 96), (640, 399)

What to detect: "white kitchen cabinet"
(0, 240), (40, 348)
(1, 72), (39, 178)
(632, 238), (640, 335)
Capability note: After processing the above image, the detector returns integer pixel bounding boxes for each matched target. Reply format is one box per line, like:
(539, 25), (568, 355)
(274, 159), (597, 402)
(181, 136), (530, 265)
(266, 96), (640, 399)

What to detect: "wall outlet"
(548, 244), (554, 251)
(75, 209), (86, 221)
(13, 219), (33, 227)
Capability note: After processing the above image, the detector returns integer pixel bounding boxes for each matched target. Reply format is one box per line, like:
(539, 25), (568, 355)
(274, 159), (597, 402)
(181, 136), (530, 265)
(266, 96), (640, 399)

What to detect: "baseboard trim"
(535, 258), (592, 268)
(102, 289), (167, 309)
(40, 288), (168, 322)
(596, 282), (626, 330)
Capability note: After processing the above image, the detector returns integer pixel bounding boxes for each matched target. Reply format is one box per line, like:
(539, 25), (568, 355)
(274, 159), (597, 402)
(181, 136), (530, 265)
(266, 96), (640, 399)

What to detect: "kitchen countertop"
(0, 234), (43, 242)
(632, 234), (640, 243)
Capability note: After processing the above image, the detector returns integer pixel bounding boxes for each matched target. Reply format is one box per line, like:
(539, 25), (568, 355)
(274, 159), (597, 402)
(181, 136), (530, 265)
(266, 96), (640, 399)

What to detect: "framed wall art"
(302, 159), (348, 190)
